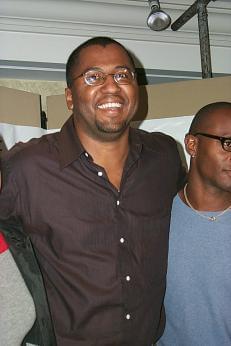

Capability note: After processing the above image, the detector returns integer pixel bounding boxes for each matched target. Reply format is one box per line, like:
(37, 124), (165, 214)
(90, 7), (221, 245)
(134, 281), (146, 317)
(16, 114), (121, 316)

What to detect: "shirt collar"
(57, 115), (85, 169)
(128, 127), (143, 159)
(57, 116), (143, 169)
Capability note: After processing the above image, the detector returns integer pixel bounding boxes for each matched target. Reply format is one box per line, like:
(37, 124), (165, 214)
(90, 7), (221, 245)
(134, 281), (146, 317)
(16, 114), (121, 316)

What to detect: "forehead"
(75, 43), (134, 73)
(199, 108), (231, 136)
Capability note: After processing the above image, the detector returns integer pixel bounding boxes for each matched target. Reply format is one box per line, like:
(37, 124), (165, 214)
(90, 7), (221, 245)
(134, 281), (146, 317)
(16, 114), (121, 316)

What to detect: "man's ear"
(65, 87), (73, 111)
(184, 134), (198, 158)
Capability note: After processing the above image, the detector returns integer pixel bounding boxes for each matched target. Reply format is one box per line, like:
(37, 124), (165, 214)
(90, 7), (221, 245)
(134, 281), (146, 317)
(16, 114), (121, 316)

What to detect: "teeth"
(98, 102), (122, 109)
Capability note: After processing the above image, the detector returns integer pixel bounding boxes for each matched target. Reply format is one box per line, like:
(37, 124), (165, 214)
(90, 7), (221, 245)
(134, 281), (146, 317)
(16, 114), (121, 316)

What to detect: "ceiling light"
(147, 0), (171, 31)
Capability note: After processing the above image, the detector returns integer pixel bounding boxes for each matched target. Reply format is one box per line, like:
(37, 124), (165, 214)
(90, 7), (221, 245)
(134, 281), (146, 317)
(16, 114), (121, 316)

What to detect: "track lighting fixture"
(147, 0), (171, 31)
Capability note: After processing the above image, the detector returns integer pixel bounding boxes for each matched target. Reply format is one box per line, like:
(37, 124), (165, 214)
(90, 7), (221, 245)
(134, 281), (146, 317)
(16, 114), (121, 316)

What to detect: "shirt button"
(126, 275), (131, 281)
(125, 313), (131, 320)
(97, 171), (103, 177)
(116, 200), (120, 206)
(120, 237), (125, 243)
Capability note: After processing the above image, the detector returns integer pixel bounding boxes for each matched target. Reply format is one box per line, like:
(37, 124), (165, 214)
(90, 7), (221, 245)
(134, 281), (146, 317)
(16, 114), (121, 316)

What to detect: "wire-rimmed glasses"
(71, 68), (136, 86)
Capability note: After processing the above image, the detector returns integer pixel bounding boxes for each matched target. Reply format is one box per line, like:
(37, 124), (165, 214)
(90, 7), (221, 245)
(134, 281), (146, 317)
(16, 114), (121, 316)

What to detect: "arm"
(0, 150), (21, 220)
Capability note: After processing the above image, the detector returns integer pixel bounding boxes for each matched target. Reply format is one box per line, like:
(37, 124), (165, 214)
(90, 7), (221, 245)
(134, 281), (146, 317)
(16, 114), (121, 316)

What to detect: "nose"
(101, 74), (121, 92)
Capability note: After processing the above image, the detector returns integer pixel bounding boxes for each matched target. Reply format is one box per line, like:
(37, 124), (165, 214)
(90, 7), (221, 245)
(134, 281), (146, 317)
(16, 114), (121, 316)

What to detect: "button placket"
(116, 190), (132, 324)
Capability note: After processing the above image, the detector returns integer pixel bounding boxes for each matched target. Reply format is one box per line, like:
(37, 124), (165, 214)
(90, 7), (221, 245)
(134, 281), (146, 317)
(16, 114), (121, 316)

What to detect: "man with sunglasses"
(159, 101), (231, 346)
(0, 37), (185, 345)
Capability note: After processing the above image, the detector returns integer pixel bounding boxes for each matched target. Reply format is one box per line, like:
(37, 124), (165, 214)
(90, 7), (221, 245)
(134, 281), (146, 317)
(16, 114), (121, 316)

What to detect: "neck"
(79, 130), (129, 164)
(77, 128), (130, 190)
(181, 182), (231, 212)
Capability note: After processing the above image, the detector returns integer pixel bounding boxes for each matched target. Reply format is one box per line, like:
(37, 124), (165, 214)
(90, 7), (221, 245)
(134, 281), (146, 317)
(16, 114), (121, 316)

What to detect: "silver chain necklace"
(183, 184), (231, 222)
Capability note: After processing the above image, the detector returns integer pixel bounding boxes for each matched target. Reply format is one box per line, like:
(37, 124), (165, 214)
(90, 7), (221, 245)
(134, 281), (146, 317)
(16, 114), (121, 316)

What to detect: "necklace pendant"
(209, 216), (216, 221)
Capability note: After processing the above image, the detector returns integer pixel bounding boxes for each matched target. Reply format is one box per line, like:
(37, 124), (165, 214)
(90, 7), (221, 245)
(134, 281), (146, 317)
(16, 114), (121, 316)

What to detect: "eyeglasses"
(193, 132), (231, 152)
(71, 69), (136, 86)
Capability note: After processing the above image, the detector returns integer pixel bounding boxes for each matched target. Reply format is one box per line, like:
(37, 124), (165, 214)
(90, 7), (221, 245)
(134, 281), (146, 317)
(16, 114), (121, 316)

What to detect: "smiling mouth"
(97, 102), (122, 110)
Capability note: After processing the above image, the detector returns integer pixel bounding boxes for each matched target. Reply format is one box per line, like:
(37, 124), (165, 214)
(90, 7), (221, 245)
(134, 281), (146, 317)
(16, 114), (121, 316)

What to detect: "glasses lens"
(223, 139), (231, 152)
(83, 69), (135, 86)
(114, 70), (134, 84)
(84, 71), (105, 86)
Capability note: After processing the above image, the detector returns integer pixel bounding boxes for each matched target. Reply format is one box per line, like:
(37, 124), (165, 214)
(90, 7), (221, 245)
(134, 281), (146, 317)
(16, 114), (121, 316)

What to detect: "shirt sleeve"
(177, 160), (187, 191)
(0, 152), (20, 220)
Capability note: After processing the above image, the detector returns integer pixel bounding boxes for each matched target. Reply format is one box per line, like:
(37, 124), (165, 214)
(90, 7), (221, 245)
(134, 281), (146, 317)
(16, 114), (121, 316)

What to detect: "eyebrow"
(83, 65), (133, 73)
(115, 65), (133, 70)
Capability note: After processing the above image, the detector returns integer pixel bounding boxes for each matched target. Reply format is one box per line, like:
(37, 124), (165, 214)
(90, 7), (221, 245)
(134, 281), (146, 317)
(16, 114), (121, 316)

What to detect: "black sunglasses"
(193, 132), (231, 152)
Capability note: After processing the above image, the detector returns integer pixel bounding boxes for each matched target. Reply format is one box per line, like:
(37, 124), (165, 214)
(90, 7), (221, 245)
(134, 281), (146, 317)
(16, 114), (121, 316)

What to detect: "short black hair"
(66, 36), (136, 87)
(188, 101), (231, 134)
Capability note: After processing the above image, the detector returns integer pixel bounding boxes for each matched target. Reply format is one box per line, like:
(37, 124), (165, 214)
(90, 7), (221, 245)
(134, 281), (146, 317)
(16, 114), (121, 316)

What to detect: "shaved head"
(185, 101), (231, 195)
(188, 102), (231, 134)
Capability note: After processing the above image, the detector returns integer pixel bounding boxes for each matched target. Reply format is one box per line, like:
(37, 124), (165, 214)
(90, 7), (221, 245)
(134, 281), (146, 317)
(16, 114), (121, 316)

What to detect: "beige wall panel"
(0, 86), (41, 126)
(0, 79), (67, 115)
(46, 76), (231, 128)
(134, 76), (231, 121)
(46, 94), (71, 129)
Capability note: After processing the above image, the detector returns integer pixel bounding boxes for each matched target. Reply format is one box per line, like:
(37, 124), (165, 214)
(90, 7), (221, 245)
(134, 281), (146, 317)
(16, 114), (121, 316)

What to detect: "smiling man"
(0, 37), (185, 346)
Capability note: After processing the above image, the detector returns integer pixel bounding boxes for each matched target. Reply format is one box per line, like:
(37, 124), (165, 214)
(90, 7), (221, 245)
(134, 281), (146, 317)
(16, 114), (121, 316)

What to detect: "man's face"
(189, 108), (231, 193)
(65, 43), (139, 141)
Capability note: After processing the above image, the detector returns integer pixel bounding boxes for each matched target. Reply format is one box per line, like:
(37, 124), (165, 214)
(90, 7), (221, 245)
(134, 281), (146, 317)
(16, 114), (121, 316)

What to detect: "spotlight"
(147, 0), (171, 31)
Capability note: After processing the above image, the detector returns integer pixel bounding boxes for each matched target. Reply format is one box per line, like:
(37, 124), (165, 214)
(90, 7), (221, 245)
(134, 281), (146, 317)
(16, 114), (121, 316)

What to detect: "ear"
(65, 87), (73, 111)
(184, 134), (198, 158)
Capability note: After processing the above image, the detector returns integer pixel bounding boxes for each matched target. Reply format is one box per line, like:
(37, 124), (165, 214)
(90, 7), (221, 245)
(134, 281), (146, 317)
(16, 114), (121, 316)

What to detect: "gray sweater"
(0, 240), (36, 346)
(159, 194), (231, 346)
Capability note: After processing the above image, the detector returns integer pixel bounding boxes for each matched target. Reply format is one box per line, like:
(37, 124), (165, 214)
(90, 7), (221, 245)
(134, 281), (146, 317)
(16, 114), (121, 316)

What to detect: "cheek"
(73, 89), (96, 112)
(201, 157), (222, 181)
(196, 151), (213, 175)
(127, 86), (139, 110)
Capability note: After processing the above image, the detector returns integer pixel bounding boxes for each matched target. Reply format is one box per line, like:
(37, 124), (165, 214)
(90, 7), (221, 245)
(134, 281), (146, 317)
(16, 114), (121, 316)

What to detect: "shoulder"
(1, 132), (59, 167)
(131, 128), (186, 191)
(132, 127), (178, 153)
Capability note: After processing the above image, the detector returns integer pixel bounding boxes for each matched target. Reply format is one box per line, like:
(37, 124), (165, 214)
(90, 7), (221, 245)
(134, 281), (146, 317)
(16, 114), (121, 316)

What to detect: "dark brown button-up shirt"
(0, 116), (184, 346)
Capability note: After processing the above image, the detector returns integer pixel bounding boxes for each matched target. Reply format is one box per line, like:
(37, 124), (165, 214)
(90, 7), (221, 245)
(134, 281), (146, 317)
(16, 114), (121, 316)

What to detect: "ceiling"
(0, 0), (230, 83)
